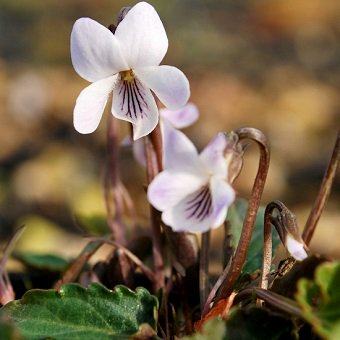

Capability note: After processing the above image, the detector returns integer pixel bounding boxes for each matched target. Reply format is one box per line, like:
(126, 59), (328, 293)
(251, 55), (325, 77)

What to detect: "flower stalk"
(215, 127), (270, 303)
(145, 124), (165, 291)
(260, 200), (307, 292)
(302, 132), (340, 246)
(199, 231), (210, 312)
(105, 115), (126, 245)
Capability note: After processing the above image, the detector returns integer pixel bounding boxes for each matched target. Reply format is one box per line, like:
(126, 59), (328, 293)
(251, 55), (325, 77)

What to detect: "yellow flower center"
(120, 69), (135, 82)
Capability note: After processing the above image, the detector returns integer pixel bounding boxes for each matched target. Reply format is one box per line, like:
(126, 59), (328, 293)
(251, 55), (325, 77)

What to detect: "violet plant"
(0, 2), (339, 340)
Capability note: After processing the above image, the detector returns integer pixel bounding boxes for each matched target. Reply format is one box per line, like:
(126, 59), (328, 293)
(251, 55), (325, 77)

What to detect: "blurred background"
(0, 0), (339, 262)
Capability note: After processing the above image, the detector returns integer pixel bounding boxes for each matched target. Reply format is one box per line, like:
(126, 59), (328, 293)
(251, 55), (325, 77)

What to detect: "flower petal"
(200, 132), (228, 178)
(115, 2), (168, 68)
(73, 75), (116, 134)
(286, 235), (308, 261)
(162, 185), (214, 233)
(111, 76), (159, 140)
(71, 18), (128, 82)
(162, 177), (235, 233)
(134, 66), (190, 110)
(160, 103), (199, 129)
(210, 176), (235, 228)
(162, 122), (203, 173)
(148, 171), (206, 211)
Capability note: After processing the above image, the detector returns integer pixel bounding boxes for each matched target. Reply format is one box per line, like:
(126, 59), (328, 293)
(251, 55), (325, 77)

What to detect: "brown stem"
(259, 200), (296, 290)
(260, 202), (275, 291)
(302, 132), (340, 246)
(0, 225), (26, 277)
(215, 127), (270, 302)
(145, 124), (165, 291)
(199, 231), (210, 312)
(223, 221), (233, 269)
(0, 225), (25, 304)
(105, 115), (126, 245)
(54, 241), (102, 290)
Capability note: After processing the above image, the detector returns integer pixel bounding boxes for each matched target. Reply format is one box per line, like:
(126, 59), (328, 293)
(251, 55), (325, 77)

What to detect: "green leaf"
(224, 306), (296, 340)
(181, 317), (226, 340)
(296, 260), (340, 339)
(227, 199), (280, 274)
(0, 314), (23, 340)
(182, 307), (295, 340)
(2, 283), (158, 340)
(12, 252), (69, 272)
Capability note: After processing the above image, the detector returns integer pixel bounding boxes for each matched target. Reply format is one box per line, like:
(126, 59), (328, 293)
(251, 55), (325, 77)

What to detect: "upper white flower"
(71, 1), (190, 140)
(147, 129), (236, 233)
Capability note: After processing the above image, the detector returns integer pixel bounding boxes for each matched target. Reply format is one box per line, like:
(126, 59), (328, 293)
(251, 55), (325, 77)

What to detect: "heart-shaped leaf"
(2, 283), (158, 340)
(227, 199), (280, 274)
(296, 260), (340, 339)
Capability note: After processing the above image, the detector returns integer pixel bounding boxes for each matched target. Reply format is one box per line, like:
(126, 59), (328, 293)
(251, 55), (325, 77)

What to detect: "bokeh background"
(0, 0), (339, 262)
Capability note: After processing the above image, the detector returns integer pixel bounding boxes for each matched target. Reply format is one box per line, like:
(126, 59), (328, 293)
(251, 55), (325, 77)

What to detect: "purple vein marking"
(119, 77), (149, 119)
(185, 186), (213, 221)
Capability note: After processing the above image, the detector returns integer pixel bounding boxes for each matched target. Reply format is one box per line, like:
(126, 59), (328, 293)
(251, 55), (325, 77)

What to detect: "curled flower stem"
(215, 127), (270, 303)
(145, 123), (165, 290)
(302, 132), (340, 246)
(200, 231), (210, 312)
(259, 200), (299, 292)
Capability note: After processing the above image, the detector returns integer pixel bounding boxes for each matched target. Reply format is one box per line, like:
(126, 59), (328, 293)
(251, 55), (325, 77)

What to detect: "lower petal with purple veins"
(162, 185), (216, 233)
(112, 71), (159, 140)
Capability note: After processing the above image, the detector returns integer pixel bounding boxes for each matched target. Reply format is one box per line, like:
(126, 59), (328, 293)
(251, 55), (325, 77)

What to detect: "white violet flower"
(71, 1), (190, 140)
(147, 129), (236, 233)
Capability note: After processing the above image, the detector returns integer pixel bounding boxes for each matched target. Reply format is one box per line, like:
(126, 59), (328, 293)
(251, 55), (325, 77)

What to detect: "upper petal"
(111, 76), (159, 140)
(134, 66), (190, 110)
(162, 122), (204, 174)
(115, 2), (168, 68)
(160, 103), (199, 129)
(200, 133), (228, 178)
(71, 18), (128, 82)
(147, 170), (206, 211)
(73, 75), (117, 134)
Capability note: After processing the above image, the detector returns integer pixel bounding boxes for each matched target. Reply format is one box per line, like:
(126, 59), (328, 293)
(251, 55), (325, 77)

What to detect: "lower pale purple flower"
(131, 103), (199, 167)
(147, 128), (235, 233)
